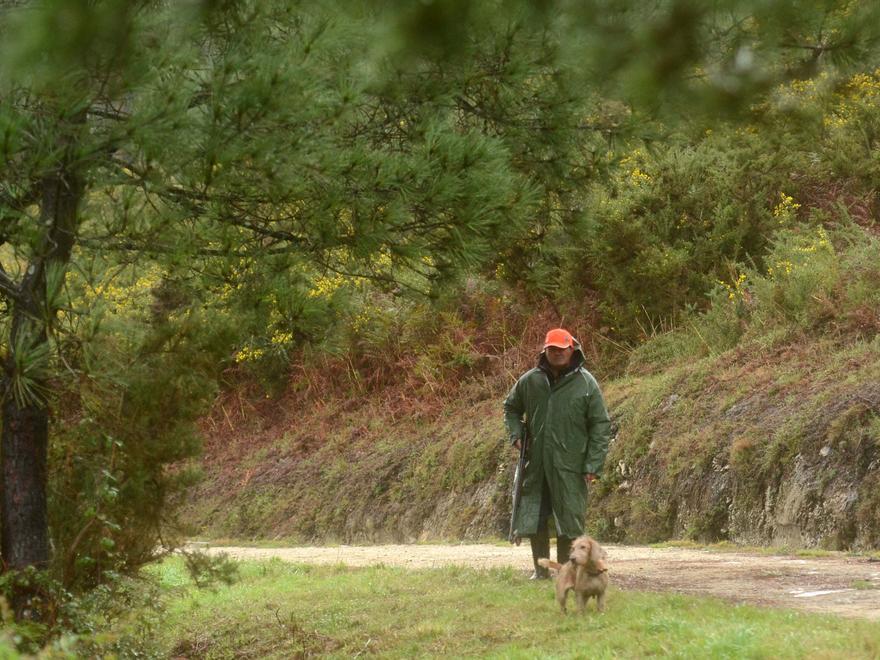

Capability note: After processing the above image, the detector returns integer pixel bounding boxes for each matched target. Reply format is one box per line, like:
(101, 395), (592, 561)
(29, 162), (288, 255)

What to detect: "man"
(504, 327), (611, 579)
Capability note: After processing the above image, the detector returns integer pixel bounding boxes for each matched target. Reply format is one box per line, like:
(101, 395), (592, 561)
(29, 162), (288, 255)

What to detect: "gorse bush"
(751, 227), (840, 330)
(494, 67), (879, 346)
(577, 133), (778, 335)
(758, 225), (880, 336)
(628, 222), (880, 373)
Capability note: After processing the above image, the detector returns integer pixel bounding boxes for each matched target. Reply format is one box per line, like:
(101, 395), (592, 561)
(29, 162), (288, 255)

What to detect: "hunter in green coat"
(504, 328), (611, 578)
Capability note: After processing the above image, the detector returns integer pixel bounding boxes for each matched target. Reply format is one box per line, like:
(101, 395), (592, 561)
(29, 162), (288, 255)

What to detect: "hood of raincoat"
(536, 339), (586, 381)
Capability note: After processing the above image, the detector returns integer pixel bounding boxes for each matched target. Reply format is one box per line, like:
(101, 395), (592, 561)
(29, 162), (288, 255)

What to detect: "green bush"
(748, 226), (840, 330)
(47, 274), (240, 591)
(627, 221), (880, 374)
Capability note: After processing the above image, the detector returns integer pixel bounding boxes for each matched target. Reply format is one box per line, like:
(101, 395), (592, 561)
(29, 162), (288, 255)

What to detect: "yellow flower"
(351, 312), (370, 334)
(270, 330), (293, 346)
(630, 168), (652, 184)
(718, 272), (748, 304)
(307, 273), (347, 298)
(772, 192), (801, 222)
(768, 260), (794, 278)
(373, 251), (393, 269)
(234, 346), (265, 363)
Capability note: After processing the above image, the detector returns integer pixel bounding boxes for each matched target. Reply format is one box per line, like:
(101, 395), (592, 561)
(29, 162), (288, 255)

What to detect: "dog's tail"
(537, 558), (562, 571)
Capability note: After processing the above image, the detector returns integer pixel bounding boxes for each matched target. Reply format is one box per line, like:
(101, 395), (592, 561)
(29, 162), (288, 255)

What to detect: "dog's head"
(569, 536), (608, 573)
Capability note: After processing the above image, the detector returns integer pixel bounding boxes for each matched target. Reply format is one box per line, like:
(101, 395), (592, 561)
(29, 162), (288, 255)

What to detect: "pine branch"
(0, 264), (21, 303)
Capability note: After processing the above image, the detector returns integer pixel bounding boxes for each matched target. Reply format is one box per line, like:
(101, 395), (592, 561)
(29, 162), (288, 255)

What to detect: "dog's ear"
(589, 538), (608, 571)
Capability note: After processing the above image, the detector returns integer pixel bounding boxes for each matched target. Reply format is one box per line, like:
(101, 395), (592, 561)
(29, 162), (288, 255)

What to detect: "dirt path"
(202, 542), (880, 621)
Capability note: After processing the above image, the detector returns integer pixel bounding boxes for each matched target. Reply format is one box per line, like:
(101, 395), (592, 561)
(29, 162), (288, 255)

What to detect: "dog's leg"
(575, 591), (587, 614)
(596, 591), (606, 613)
(557, 585), (570, 614)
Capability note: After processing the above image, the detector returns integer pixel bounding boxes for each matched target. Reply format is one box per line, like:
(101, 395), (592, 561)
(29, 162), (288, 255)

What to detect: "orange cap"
(543, 328), (574, 349)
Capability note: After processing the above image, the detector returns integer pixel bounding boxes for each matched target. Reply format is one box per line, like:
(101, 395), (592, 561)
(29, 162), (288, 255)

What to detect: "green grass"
(648, 540), (848, 558)
(135, 558), (880, 659)
(0, 640), (19, 660)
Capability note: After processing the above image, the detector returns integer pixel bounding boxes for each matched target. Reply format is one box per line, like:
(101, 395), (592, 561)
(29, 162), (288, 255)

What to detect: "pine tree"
(0, 0), (541, 601)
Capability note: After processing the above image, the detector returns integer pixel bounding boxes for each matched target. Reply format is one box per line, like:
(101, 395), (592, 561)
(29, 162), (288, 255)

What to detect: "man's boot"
(556, 536), (572, 565)
(529, 529), (550, 579)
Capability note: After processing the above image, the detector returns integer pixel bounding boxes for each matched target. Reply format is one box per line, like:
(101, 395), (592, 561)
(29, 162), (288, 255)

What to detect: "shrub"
(47, 273), (238, 591)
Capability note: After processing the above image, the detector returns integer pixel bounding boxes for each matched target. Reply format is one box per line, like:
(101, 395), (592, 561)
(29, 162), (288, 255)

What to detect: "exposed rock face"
(591, 380), (880, 551)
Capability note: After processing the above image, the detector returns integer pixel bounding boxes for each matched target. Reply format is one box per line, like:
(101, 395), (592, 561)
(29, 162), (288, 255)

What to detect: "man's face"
(545, 345), (574, 369)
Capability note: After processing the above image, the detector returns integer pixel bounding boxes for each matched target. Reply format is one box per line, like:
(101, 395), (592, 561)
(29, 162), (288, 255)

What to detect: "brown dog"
(538, 536), (609, 614)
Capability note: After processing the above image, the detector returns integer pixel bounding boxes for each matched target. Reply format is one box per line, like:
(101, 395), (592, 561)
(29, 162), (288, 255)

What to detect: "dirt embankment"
(201, 542), (880, 621)
(187, 335), (880, 554)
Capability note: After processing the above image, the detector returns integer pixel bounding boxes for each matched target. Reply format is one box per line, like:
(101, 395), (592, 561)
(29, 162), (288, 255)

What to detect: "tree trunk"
(1, 162), (82, 587)
(0, 398), (50, 571)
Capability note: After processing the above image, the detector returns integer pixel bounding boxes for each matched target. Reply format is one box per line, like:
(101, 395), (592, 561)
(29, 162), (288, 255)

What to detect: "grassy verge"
(135, 558), (880, 659)
(193, 536), (514, 549)
(647, 540), (853, 558)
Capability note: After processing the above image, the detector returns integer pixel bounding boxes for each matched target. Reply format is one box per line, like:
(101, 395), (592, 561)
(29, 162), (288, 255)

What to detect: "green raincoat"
(504, 343), (611, 539)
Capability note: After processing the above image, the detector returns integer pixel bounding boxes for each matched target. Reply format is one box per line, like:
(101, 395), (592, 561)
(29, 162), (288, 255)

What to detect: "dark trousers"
(530, 477), (572, 573)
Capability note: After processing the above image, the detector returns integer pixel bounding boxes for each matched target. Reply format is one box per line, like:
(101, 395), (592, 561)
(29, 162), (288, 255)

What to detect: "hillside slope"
(183, 328), (879, 550)
(597, 333), (879, 549)
(184, 385), (511, 543)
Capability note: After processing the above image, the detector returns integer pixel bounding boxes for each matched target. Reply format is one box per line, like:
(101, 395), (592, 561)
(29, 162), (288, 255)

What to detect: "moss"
(856, 471), (880, 546)
(688, 499), (730, 542)
(760, 419), (805, 478)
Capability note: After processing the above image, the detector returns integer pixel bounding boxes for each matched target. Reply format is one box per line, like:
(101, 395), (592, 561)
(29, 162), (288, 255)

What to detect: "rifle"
(508, 426), (529, 544)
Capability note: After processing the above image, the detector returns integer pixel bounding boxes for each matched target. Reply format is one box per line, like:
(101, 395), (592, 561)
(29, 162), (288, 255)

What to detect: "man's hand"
(584, 473), (597, 485)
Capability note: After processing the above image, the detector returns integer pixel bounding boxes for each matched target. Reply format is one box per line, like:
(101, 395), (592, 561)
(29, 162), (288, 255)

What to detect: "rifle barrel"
(508, 429), (529, 543)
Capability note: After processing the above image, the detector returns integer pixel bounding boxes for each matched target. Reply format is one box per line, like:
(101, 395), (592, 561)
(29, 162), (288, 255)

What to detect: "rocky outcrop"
(591, 364), (880, 550)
